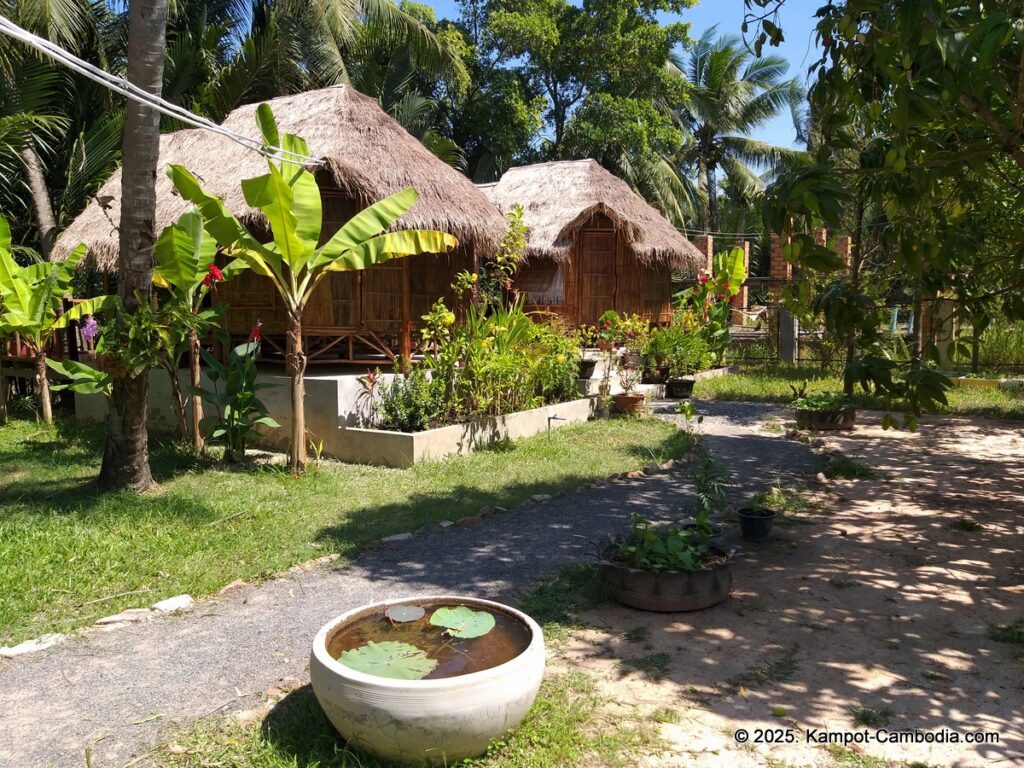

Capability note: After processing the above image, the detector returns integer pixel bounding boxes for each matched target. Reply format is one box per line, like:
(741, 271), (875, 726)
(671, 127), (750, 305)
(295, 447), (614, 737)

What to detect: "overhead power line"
(0, 14), (322, 168)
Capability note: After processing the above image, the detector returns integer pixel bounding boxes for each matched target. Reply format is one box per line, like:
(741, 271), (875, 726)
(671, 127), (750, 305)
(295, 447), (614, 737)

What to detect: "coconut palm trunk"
(99, 0), (168, 492)
(34, 349), (52, 423)
(286, 310), (307, 473)
(22, 146), (57, 260)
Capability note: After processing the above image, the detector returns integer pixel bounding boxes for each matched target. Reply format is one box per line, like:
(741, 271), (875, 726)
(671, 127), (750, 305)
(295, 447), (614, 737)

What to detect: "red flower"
(249, 320), (262, 343)
(601, 321), (611, 330)
(697, 273), (710, 284)
(721, 282), (729, 290)
(203, 263), (224, 287)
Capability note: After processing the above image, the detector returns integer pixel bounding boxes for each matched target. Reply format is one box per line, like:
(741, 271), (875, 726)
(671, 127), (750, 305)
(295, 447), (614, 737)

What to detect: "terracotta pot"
(597, 341), (613, 351)
(612, 393), (645, 413)
(310, 595), (545, 766)
(599, 545), (734, 612)
(795, 407), (856, 430)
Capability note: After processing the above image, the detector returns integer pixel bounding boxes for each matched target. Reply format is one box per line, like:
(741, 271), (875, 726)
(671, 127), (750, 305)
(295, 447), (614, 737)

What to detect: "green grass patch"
(848, 704), (893, 727)
(695, 363), (1024, 421)
(825, 453), (877, 480)
(0, 418), (690, 645)
(991, 619), (1024, 645)
(152, 672), (660, 768)
(826, 745), (935, 768)
(518, 564), (604, 644)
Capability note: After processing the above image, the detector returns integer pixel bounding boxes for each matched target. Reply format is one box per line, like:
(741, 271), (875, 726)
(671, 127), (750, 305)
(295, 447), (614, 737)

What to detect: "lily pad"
(337, 641), (437, 680)
(385, 605), (426, 623)
(429, 605), (496, 639)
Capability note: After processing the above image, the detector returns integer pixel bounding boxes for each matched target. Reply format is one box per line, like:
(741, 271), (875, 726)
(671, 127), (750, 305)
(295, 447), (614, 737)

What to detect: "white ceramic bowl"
(310, 595), (545, 766)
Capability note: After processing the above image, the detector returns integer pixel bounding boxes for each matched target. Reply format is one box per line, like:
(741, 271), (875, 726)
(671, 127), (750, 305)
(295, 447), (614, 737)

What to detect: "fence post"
(771, 234), (799, 364)
(693, 234), (714, 273)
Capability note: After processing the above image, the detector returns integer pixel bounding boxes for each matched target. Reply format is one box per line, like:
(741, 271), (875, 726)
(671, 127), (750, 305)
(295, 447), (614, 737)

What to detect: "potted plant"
(575, 324), (599, 379)
(598, 453), (734, 611)
(792, 388), (856, 430)
(612, 366), (645, 413)
(310, 595), (545, 766)
(617, 313), (650, 369)
(596, 310), (620, 351)
(642, 327), (672, 384)
(665, 330), (713, 399)
(736, 493), (778, 543)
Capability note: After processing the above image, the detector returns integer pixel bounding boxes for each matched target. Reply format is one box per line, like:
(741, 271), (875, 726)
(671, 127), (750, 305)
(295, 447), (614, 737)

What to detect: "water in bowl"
(328, 601), (531, 679)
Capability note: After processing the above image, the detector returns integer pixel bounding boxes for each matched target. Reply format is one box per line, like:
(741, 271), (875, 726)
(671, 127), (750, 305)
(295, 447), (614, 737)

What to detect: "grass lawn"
(695, 363), (1024, 420)
(0, 417), (690, 646)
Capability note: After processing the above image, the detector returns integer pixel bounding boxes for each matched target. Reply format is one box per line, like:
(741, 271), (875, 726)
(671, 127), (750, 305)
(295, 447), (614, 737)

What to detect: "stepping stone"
(381, 532), (413, 543)
(0, 633), (66, 658)
(95, 608), (152, 626)
(152, 595), (194, 614)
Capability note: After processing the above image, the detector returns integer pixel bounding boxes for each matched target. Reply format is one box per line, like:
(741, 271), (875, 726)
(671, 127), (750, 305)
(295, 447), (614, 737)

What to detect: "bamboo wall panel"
(362, 260), (403, 331)
(615, 236), (644, 316)
(577, 228), (616, 324)
(644, 264), (673, 323)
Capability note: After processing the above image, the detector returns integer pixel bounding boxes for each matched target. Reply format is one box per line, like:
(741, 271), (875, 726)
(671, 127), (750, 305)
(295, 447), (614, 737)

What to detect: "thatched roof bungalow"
(480, 159), (702, 325)
(56, 85), (507, 364)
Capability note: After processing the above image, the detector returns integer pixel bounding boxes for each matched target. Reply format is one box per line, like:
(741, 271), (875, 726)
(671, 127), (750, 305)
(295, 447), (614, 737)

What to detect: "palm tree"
(98, 0), (168, 493)
(670, 28), (805, 233)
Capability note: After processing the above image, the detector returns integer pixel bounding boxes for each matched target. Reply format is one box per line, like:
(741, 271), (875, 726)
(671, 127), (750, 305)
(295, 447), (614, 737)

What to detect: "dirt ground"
(552, 411), (1024, 768)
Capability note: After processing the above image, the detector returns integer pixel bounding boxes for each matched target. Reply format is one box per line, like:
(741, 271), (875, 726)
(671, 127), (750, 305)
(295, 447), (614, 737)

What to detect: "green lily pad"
(429, 605), (496, 639)
(385, 605), (425, 623)
(337, 641), (437, 680)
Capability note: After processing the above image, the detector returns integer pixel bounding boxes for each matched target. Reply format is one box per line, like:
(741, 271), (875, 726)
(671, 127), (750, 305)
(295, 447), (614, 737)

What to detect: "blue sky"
(427, 0), (822, 149)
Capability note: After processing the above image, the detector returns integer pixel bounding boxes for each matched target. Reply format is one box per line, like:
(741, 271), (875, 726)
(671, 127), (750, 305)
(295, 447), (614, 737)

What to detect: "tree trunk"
(844, 194), (866, 396)
(22, 146), (57, 260)
(167, 366), (188, 441)
(707, 166), (720, 234)
(98, 0), (167, 492)
(0, 349), (7, 424)
(189, 329), (205, 453)
(286, 310), (307, 474)
(697, 162), (709, 232)
(35, 351), (52, 424)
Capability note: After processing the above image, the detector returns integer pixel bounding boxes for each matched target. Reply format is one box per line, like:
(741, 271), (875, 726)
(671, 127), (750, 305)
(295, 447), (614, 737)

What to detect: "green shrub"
(374, 368), (445, 432)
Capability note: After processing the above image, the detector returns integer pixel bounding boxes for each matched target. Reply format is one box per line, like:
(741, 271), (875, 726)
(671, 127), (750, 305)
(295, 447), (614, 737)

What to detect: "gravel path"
(0, 401), (815, 768)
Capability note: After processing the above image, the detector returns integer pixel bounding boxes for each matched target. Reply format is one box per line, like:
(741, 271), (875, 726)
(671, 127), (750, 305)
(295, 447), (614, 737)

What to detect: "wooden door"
(578, 229), (617, 324)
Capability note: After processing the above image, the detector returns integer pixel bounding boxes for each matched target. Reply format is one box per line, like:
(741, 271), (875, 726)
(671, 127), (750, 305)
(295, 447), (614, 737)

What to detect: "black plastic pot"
(795, 407), (856, 430)
(666, 378), (695, 399)
(642, 365), (670, 384)
(578, 359), (598, 379)
(737, 507), (777, 543)
(599, 544), (734, 612)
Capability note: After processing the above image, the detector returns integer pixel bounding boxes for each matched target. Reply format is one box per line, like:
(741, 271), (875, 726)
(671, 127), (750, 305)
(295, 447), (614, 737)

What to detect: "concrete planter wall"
(331, 397), (596, 468)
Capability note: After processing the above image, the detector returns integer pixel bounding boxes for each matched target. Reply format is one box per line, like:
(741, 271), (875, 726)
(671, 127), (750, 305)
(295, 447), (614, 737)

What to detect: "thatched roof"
(479, 159), (702, 268)
(55, 86), (507, 270)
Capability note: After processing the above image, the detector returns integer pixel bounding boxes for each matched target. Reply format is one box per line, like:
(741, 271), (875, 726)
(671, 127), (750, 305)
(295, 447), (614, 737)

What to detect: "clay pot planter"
(737, 507), (777, 543)
(310, 595), (545, 766)
(578, 359), (598, 379)
(598, 545), (734, 612)
(612, 393), (645, 414)
(665, 377), (695, 399)
(795, 407), (856, 431)
(596, 341), (613, 352)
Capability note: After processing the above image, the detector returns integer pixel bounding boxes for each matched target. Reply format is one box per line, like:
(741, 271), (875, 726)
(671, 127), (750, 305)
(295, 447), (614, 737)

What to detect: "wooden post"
(400, 258), (412, 373)
(693, 234), (714, 273)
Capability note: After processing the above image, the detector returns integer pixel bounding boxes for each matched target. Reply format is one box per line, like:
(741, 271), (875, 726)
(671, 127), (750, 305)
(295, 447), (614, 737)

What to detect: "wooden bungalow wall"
(518, 214), (673, 326)
(216, 187), (470, 359)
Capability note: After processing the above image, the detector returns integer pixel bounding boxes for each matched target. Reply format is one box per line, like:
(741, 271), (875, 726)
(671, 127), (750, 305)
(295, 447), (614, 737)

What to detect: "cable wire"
(0, 14), (322, 168)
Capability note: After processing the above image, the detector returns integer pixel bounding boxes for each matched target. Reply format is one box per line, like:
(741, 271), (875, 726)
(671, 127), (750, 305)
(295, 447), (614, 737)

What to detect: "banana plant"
(153, 211), (226, 450)
(168, 104), (458, 472)
(0, 216), (112, 423)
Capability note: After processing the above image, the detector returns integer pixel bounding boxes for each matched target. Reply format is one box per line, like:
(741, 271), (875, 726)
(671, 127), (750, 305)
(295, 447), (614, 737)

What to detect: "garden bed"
(330, 397), (597, 467)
